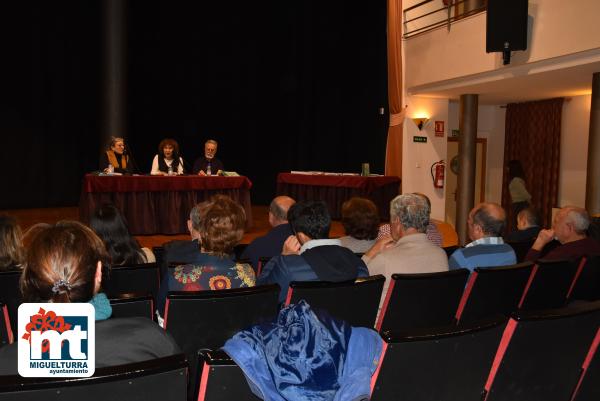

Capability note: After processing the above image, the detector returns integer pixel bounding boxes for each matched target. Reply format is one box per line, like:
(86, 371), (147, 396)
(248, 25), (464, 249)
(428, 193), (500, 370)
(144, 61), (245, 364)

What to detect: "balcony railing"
(403, 0), (487, 38)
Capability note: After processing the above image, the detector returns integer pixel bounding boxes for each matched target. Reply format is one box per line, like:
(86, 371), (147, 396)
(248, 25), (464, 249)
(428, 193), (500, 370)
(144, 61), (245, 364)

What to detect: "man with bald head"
(449, 203), (516, 271)
(525, 206), (600, 261)
(241, 196), (296, 268)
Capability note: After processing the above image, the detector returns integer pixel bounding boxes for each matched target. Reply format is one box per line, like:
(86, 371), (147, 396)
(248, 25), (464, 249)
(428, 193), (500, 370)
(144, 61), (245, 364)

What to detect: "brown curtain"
(502, 98), (564, 231)
(385, 0), (404, 177)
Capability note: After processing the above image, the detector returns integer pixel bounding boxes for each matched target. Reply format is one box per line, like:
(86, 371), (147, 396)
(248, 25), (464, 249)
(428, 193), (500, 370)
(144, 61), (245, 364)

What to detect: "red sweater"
(525, 237), (600, 262)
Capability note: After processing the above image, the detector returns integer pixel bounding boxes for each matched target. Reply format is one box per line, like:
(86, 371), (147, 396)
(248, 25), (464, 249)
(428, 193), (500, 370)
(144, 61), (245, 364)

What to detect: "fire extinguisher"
(431, 160), (445, 189)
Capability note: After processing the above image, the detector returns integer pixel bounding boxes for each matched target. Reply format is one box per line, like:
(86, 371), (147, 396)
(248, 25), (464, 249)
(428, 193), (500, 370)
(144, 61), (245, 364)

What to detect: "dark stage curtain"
(0, 1), (387, 209)
(502, 98), (564, 230)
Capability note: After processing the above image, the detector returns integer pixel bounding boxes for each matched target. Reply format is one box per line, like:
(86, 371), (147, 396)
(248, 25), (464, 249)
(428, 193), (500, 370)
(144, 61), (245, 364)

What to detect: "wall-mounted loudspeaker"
(486, 0), (528, 65)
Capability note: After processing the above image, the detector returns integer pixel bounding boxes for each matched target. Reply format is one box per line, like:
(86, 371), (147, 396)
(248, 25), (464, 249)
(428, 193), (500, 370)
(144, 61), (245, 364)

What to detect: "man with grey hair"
(193, 139), (224, 175)
(525, 205), (600, 261)
(241, 196), (296, 269)
(363, 193), (448, 305)
(449, 202), (516, 271)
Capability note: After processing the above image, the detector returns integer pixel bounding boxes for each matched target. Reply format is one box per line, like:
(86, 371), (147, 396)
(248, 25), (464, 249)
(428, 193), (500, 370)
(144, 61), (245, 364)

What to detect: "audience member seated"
(506, 207), (541, 242)
(449, 203), (516, 271)
(0, 215), (24, 272)
(99, 136), (134, 174)
(525, 205), (600, 262)
(241, 196), (295, 268)
(257, 201), (369, 303)
(339, 197), (380, 254)
(0, 221), (179, 375)
(362, 193), (448, 305)
(157, 196), (255, 316)
(150, 138), (185, 175)
(90, 204), (155, 265)
(192, 139), (224, 176)
(377, 192), (442, 246)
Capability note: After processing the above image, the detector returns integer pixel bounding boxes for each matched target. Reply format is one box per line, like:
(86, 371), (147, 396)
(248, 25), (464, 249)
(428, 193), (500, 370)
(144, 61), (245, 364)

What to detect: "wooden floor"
(0, 205), (346, 249)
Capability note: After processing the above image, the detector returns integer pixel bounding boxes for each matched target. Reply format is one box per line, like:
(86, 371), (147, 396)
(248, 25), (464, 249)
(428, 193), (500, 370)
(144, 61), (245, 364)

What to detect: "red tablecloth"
(80, 174), (253, 235)
(276, 173), (401, 219)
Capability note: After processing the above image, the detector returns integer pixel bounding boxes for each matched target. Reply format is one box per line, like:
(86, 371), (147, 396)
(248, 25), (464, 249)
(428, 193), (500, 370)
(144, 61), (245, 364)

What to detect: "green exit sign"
(413, 136), (427, 143)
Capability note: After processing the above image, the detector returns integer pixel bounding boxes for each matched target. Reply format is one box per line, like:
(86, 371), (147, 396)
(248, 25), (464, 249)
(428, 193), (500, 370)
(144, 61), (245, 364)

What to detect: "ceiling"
(408, 52), (600, 105)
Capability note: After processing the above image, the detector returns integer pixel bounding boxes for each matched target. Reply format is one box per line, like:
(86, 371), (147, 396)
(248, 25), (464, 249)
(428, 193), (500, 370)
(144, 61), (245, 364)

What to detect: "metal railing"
(403, 0), (487, 38)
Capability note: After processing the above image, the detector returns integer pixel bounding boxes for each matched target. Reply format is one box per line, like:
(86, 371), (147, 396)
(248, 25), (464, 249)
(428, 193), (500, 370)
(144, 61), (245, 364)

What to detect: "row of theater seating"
(1, 301), (598, 401)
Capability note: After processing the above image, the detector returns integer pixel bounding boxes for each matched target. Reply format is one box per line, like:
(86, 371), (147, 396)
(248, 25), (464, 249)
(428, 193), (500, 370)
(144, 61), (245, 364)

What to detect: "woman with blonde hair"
(0, 221), (179, 375)
(100, 137), (134, 174)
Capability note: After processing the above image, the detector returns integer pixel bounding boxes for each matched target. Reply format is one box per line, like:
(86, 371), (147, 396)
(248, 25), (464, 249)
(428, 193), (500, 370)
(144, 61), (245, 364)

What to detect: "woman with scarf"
(100, 137), (134, 174)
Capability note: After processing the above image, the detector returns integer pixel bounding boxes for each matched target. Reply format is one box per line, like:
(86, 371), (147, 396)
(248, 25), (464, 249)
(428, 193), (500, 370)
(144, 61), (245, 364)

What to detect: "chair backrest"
(370, 316), (507, 401)
(506, 240), (534, 263)
(569, 255), (600, 302)
(484, 301), (600, 401)
(455, 262), (534, 324)
(376, 269), (470, 333)
(164, 284), (280, 399)
(102, 263), (160, 302)
(285, 275), (385, 328)
(572, 327), (600, 401)
(152, 246), (166, 277)
(0, 269), (22, 332)
(0, 354), (188, 401)
(197, 350), (257, 401)
(109, 293), (155, 320)
(518, 258), (580, 310)
(443, 245), (460, 258)
(0, 302), (13, 346)
(256, 256), (272, 277)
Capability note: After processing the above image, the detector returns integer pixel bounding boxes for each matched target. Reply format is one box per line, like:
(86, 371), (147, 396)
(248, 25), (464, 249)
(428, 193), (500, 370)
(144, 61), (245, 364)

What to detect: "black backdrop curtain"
(1, 1), (387, 209)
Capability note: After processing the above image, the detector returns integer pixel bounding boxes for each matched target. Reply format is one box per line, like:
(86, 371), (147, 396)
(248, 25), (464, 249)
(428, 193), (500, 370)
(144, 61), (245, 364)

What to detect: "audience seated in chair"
(506, 207), (541, 243)
(363, 193), (448, 306)
(339, 197), (380, 254)
(525, 205), (600, 262)
(157, 195), (255, 318)
(0, 221), (179, 375)
(377, 193), (443, 247)
(257, 200), (368, 303)
(240, 195), (295, 269)
(449, 203), (516, 271)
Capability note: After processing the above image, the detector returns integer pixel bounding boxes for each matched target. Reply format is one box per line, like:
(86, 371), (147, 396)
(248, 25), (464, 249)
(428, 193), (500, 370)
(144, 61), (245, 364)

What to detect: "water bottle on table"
(207, 162), (212, 176)
(168, 165), (174, 176)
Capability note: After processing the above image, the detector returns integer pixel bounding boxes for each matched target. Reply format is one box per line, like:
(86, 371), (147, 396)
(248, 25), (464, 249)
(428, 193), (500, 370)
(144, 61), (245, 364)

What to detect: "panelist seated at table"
(192, 139), (224, 176)
(100, 137), (134, 174)
(151, 138), (185, 175)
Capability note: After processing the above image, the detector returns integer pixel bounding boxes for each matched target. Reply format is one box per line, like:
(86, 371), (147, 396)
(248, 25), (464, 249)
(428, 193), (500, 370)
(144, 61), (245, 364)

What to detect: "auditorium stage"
(0, 205), (346, 249)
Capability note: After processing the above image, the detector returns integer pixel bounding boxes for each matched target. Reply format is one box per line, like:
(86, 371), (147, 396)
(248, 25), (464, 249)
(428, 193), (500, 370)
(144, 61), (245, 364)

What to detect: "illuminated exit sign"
(413, 136), (427, 143)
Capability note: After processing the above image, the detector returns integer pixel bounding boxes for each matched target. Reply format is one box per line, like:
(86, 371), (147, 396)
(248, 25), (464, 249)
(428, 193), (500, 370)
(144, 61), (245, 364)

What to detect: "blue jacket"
(223, 300), (383, 401)
(241, 223), (294, 269)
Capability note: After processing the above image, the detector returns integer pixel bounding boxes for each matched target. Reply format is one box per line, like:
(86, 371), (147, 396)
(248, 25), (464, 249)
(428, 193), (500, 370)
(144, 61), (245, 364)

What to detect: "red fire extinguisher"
(431, 160), (445, 189)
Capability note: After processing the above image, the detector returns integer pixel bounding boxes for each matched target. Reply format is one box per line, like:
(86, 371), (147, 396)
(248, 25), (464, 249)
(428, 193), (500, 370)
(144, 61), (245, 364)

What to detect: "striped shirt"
(449, 236), (516, 272)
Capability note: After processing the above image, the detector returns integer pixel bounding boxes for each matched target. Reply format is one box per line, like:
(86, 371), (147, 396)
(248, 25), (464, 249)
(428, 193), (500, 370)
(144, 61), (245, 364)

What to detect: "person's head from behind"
(204, 139), (218, 160)
(287, 201), (331, 243)
(517, 207), (541, 230)
(268, 196), (296, 227)
(89, 204), (144, 265)
(341, 197), (379, 241)
(468, 203), (506, 241)
(553, 206), (590, 244)
(187, 201), (211, 240)
(21, 221), (109, 303)
(200, 195), (246, 257)
(389, 194), (430, 241)
(508, 160), (526, 180)
(158, 138), (180, 160)
(0, 215), (25, 271)
(109, 137), (125, 155)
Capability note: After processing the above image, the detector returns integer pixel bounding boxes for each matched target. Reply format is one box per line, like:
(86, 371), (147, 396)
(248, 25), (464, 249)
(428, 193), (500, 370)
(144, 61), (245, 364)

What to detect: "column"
(586, 72), (600, 215)
(456, 94), (478, 245)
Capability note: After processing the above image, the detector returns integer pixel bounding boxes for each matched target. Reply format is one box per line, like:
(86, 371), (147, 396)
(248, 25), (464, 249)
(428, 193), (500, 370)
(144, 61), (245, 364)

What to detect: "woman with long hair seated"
(0, 221), (179, 374)
(156, 195), (255, 319)
(90, 204), (155, 265)
(0, 215), (25, 272)
(150, 138), (185, 175)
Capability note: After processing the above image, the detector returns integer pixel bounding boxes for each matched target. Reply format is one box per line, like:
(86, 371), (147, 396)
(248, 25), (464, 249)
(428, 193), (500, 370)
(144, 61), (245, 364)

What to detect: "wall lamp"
(411, 117), (429, 130)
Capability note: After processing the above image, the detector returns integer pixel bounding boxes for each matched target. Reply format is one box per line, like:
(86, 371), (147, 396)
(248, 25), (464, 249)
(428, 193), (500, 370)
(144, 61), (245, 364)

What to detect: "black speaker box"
(486, 0), (528, 53)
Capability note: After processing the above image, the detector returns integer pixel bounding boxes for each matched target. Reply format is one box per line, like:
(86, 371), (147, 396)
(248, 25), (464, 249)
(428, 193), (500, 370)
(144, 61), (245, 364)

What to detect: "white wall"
(402, 97), (449, 220)
(559, 95), (592, 207)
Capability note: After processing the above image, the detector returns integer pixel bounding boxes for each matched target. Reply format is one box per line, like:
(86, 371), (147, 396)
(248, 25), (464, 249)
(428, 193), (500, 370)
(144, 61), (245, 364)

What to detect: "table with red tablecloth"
(80, 174), (253, 235)
(276, 173), (401, 220)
